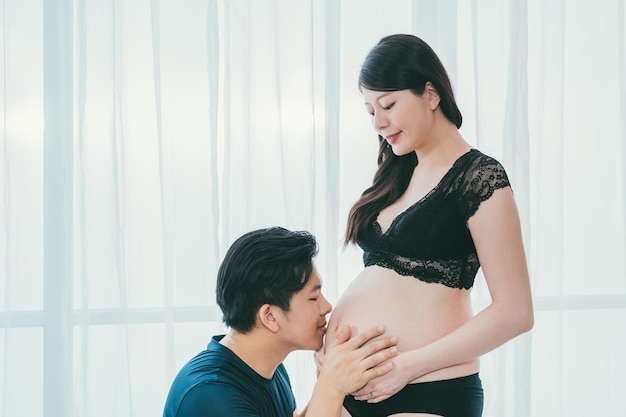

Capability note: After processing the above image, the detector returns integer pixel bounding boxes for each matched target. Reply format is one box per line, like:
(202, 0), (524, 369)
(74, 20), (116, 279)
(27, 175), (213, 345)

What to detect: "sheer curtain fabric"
(1, 1), (625, 416)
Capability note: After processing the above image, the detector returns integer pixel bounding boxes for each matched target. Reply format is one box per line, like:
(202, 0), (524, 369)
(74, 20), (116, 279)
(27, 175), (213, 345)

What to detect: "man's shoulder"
(163, 336), (245, 416)
(163, 337), (296, 417)
(164, 362), (292, 417)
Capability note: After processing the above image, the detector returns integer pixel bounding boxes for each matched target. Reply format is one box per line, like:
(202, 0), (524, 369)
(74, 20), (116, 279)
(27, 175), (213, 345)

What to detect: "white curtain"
(1, 1), (625, 416)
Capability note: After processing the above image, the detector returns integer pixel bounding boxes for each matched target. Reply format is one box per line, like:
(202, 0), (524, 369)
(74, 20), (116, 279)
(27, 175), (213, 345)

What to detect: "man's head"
(216, 227), (322, 334)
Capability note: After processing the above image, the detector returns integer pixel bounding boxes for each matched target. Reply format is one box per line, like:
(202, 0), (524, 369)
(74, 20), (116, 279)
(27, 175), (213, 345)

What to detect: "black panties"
(343, 373), (483, 417)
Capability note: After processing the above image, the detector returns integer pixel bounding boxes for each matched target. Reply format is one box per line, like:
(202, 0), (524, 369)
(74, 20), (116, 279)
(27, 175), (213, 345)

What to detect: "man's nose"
(321, 297), (332, 315)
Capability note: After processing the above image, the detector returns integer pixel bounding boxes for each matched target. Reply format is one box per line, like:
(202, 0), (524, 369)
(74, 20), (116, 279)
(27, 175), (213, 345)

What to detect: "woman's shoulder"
(452, 149), (511, 219)
(461, 148), (502, 167)
(454, 149), (508, 181)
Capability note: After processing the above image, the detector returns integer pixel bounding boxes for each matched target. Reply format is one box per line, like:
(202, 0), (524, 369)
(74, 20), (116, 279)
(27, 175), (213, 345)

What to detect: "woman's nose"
(373, 112), (388, 131)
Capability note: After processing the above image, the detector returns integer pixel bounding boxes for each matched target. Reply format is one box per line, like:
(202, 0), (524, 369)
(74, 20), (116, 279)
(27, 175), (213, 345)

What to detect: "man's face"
(277, 264), (333, 351)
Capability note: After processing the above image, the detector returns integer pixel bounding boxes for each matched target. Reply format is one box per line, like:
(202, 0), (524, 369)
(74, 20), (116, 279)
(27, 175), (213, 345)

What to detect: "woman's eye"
(383, 103), (395, 111)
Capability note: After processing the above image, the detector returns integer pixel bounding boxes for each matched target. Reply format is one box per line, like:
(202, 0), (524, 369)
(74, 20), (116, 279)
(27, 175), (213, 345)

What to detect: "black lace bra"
(356, 149), (510, 290)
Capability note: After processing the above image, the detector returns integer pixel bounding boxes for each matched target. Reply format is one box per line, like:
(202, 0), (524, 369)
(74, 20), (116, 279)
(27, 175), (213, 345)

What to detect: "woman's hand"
(349, 350), (413, 403)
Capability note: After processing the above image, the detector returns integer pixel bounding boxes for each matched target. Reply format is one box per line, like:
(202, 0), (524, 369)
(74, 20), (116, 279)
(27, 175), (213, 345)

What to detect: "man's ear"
(424, 81), (441, 110)
(258, 304), (280, 333)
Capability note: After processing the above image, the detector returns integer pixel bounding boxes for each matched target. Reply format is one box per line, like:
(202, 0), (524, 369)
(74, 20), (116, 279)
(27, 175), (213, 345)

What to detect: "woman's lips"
(385, 131), (401, 144)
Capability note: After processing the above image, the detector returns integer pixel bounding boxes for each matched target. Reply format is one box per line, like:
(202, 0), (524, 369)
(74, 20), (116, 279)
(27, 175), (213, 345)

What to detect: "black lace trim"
(457, 158), (510, 220)
(363, 251), (478, 290)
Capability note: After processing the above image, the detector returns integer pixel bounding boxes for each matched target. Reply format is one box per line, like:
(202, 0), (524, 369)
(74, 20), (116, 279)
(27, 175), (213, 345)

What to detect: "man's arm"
(297, 325), (398, 417)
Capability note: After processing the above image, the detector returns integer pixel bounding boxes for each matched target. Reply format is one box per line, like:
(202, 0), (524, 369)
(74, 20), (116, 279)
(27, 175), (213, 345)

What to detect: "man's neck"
(219, 330), (287, 379)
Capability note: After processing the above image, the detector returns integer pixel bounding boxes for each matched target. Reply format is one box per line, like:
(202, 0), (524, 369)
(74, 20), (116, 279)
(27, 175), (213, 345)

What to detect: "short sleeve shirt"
(163, 335), (296, 417)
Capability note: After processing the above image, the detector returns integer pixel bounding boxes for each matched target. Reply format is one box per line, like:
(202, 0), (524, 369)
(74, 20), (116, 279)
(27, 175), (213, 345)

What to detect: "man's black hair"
(216, 227), (318, 333)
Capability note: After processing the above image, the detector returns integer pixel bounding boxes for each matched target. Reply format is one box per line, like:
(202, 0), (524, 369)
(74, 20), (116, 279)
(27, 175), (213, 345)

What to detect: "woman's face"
(362, 87), (437, 156)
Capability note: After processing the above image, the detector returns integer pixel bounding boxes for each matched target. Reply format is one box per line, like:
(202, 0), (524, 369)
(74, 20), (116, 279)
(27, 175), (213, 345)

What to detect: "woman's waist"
(328, 266), (472, 350)
(328, 303), (479, 383)
(329, 308), (472, 351)
(327, 307), (479, 384)
(333, 266), (471, 321)
(411, 361), (480, 383)
(329, 305), (471, 350)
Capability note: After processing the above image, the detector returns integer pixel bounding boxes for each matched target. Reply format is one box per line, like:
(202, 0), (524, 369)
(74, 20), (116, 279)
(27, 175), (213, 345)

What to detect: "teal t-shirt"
(163, 335), (296, 417)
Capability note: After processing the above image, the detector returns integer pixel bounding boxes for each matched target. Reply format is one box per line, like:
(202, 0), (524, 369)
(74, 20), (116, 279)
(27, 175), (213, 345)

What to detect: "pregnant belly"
(326, 266), (478, 382)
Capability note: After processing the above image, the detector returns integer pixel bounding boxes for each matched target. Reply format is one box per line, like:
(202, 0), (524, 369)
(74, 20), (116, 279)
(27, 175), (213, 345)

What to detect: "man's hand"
(317, 325), (398, 396)
(302, 325), (398, 417)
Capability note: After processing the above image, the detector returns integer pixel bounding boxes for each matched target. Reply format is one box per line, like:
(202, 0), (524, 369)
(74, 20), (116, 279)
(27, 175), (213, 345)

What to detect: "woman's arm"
(353, 187), (534, 402)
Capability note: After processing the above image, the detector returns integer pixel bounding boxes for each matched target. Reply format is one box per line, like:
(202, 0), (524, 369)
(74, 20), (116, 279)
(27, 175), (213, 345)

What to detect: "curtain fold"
(1, 1), (625, 416)
(43, 2), (73, 417)
(502, 1), (531, 415)
(619, 0), (626, 284)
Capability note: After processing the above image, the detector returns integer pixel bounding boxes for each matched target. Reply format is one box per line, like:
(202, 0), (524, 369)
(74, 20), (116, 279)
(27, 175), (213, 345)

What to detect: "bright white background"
(1, 1), (625, 416)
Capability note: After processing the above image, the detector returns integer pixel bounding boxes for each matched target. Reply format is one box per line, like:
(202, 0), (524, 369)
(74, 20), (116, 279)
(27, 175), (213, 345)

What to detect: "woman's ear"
(424, 81), (441, 110)
(258, 304), (280, 333)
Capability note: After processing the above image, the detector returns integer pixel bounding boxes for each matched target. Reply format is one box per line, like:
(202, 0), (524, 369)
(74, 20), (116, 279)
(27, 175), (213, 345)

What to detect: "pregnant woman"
(324, 34), (534, 417)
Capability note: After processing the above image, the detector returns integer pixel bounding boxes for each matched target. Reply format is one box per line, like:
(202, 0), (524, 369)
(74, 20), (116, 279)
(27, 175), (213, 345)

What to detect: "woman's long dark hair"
(344, 34), (462, 245)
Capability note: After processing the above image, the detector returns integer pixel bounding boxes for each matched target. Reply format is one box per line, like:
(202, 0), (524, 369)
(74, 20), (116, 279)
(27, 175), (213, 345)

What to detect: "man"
(163, 227), (398, 417)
